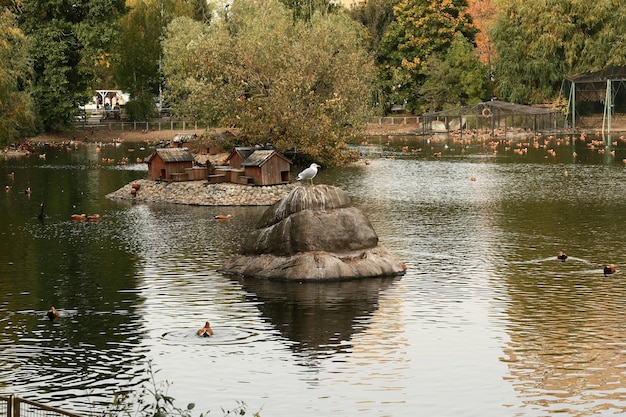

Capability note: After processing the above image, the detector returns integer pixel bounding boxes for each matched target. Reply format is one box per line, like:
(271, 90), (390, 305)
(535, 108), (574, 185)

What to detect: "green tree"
(279, 0), (337, 22)
(112, 0), (213, 117)
(349, 0), (397, 114)
(0, 8), (35, 145)
(379, 0), (477, 113)
(349, 0), (397, 54)
(490, 0), (626, 104)
(18, 0), (126, 132)
(113, 0), (164, 99)
(419, 34), (489, 111)
(162, 0), (376, 166)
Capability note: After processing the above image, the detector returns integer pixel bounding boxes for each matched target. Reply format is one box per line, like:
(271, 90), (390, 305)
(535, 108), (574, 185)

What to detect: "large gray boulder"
(219, 185), (406, 281)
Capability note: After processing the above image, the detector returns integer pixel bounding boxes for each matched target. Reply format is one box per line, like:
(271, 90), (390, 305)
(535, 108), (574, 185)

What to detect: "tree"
(349, 0), (397, 53)
(18, 0), (126, 132)
(418, 34), (490, 111)
(348, 0), (398, 114)
(113, 0), (164, 99)
(162, 0), (376, 166)
(0, 8), (35, 145)
(112, 0), (214, 119)
(112, 0), (211, 100)
(490, 0), (626, 104)
(466, 0), (496, 68)
(378, 0), (477, 113)
(279, 0), (339, 22)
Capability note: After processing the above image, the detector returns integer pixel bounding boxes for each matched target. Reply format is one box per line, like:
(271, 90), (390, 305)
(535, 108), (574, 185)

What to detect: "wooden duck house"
(210, 147), (291, 186)
(146, 148), (196, 181)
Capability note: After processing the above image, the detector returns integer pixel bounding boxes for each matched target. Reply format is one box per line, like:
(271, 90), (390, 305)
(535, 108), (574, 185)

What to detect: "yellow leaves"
(400, 57), (421, 71)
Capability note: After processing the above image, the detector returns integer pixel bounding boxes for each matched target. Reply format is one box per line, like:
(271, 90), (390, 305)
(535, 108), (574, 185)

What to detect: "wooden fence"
(72, 118), (207, 132)
(369, 116), (420, 126)
(0, 395), (83, 417)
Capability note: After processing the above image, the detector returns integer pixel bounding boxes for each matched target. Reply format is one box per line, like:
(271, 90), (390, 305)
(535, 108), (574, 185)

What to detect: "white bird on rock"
(297, 163), (321, 185)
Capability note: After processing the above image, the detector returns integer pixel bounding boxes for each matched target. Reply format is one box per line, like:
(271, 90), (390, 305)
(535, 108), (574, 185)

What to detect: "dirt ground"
(27, 128), (205, 144)
(23, 122), (418, 145)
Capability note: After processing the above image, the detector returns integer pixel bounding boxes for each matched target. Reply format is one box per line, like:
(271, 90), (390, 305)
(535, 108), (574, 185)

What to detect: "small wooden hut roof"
(226, 147), (256, 164)
(146, 148), (195, 163)
(241, 150), (291, 167)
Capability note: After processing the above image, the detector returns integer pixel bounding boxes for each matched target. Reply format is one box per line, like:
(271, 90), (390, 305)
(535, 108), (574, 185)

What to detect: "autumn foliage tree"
(466, 0), (496, 68)
(162, 0), (376, 166)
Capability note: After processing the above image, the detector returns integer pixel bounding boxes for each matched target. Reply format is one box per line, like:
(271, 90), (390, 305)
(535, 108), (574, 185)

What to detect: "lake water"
(3, 133), (626, 416)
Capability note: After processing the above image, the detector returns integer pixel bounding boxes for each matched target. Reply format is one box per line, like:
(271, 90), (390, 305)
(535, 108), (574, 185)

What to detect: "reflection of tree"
(502, 272), (626, 414)
(238, 277), (398, 355)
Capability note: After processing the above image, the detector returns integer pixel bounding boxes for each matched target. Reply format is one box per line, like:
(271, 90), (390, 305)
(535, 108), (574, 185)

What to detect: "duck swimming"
(604, 264), (616, 276)
(197, 321), (214, 337)
(557, 251), (568, 262)
(46, 307), (59, 320)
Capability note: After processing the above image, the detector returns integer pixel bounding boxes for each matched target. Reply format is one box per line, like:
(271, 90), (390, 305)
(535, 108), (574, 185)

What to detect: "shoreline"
(22, 123), (418, 145)
(4, 123), (417, 159)
(106, 179), (298, 206)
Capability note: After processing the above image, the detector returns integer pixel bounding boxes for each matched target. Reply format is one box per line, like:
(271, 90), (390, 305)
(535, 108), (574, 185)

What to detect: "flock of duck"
(46, 306), (215, 338)
(6, 170), (102, 222)
(359, 130), (626, 161)
(557, 251), (616, 276)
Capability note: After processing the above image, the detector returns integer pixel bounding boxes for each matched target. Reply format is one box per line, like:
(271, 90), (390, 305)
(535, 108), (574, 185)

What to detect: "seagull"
(297, 163), (321, 185)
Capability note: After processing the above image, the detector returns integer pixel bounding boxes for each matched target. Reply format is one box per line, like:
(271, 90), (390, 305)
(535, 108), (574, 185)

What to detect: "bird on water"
(197, 321), (214, 337)
(46, 307), (59, 320)
(37, 202), (45, 221)
(297, 163), (321, 185)
(557, 251), (568, 262)
(604, 264), (616, 276)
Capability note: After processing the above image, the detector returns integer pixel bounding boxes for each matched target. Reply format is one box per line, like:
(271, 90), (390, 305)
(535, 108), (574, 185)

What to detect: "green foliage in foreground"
(162, 0), (376, 166)
(104, 361), (261, 417)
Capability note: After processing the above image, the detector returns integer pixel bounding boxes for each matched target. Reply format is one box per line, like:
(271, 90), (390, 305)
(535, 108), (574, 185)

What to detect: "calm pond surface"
(3, 133), (626, 416)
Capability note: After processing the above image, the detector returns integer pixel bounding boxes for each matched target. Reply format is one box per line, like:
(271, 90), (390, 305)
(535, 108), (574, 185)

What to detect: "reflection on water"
(236, 277), (398, 354)
(3, 136), (626, 415)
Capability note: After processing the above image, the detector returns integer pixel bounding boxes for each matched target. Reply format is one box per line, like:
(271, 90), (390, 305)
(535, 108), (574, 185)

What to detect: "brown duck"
(197, 321), (214, 337)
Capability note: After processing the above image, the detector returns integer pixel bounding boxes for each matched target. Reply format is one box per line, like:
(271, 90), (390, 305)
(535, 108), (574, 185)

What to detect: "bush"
(124, 94), (158, 122)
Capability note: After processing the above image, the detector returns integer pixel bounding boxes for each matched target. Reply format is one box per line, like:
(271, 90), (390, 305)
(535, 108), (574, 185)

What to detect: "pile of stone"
(219, 184), (406, 280)
(106, 179), (297, 206)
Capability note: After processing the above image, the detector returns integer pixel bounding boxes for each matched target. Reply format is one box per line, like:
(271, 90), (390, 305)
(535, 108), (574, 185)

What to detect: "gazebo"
(421, 100), (561, 137)
(564, 66), (626, 134)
